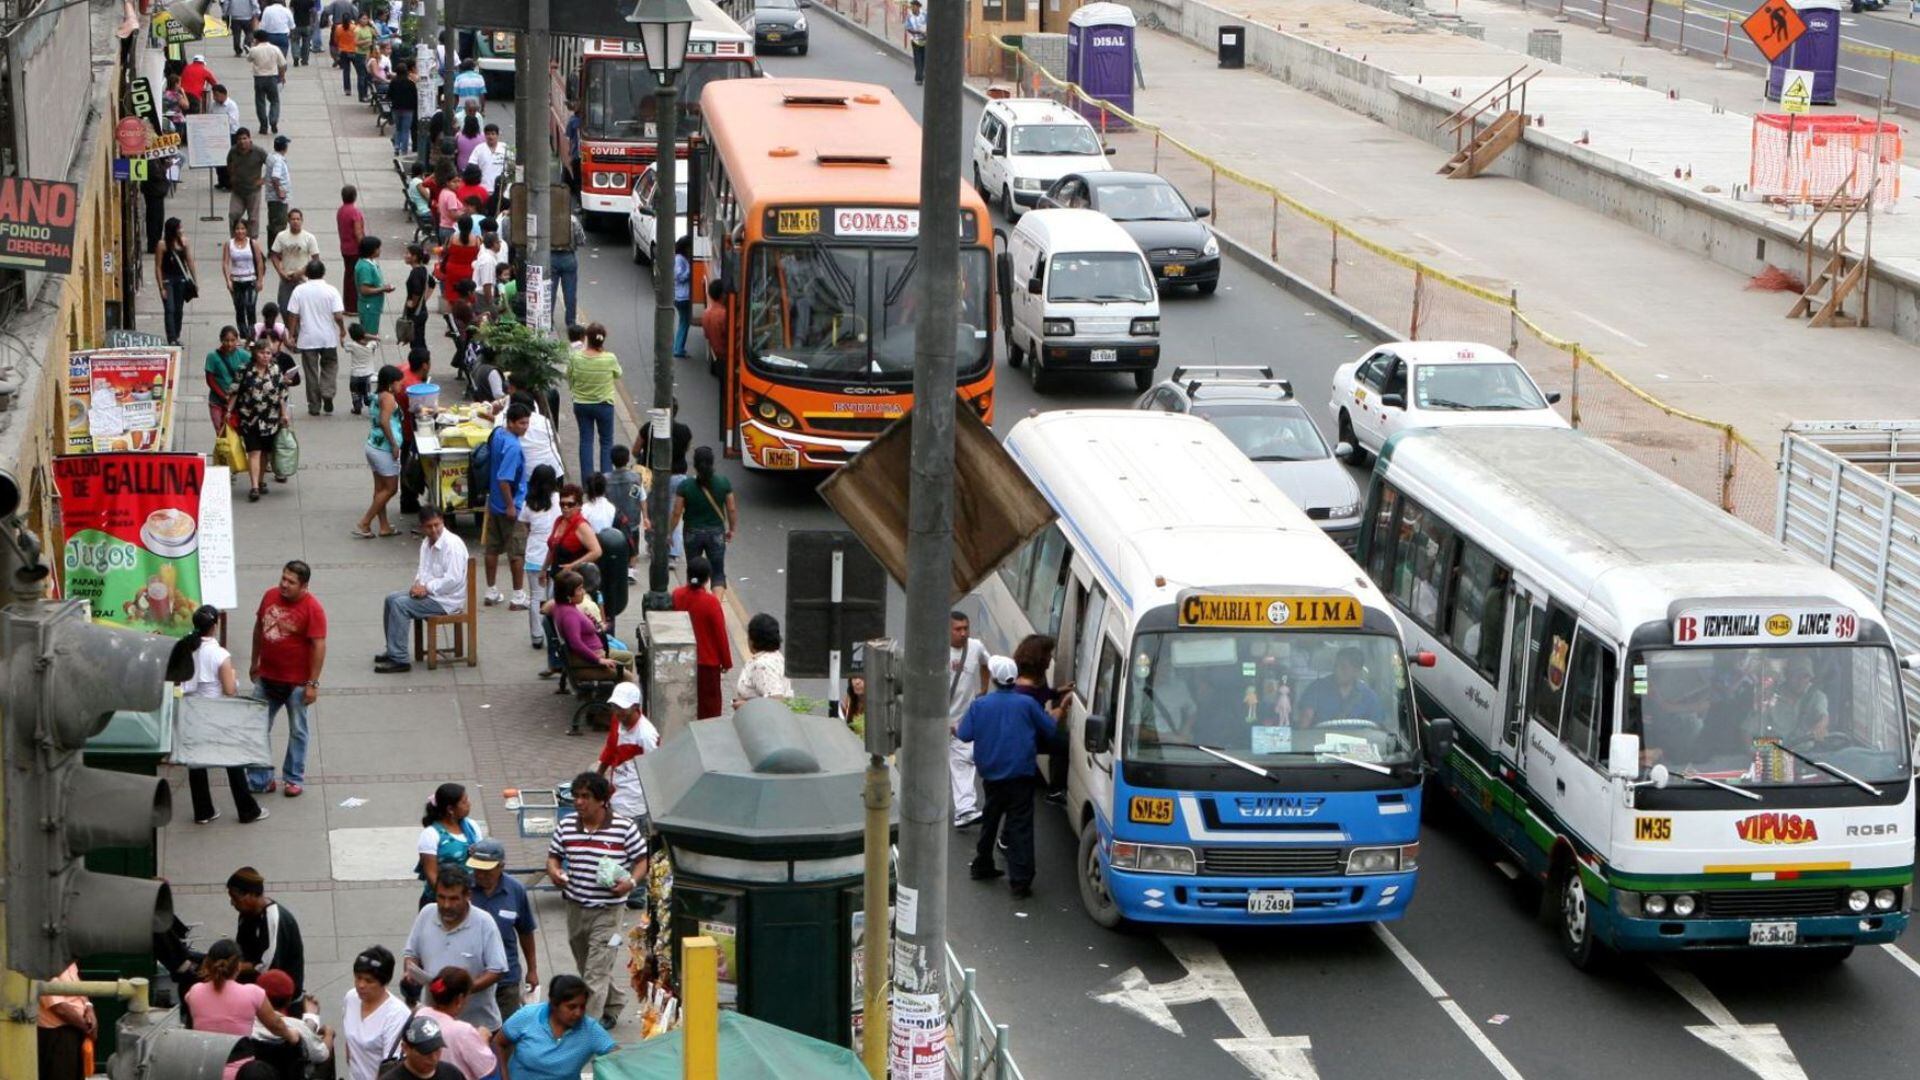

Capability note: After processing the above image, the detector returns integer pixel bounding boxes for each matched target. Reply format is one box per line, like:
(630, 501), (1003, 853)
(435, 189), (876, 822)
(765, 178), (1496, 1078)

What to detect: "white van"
(971, 98), (1114, 222)
(1000, 209), (1161, 393)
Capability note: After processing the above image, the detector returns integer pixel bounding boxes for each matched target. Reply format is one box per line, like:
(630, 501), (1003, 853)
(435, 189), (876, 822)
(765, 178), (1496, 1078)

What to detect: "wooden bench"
(413, 558), (479, 669)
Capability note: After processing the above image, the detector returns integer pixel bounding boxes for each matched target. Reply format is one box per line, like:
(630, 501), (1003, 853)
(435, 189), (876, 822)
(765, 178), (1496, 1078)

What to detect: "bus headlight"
(1874, 889), (1899, 911)
(1346, 845), (1417, 875)
(1644, 894), (1668, 916)
(1129, 318), (1159, 336)
(1671, 894), (1697, 917)
(746, 392), (799, 431)
(1043, 318), (1074, 337)
(1848, 889), (1872, 913)
(1109, 842), (1196, 875)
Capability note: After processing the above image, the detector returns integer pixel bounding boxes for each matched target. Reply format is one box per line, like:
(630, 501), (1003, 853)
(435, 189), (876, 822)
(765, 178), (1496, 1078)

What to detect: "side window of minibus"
(1091, 638), (1122, 727)
(1447, 540), (1509, 677)
(1023, 526), (1070, 635)
(1529, 603), (1578, 736)
(1561, 630), (1617, 765)
(1365, 484), (1399, 592)
(1076, 588), (1109, 695)
(1390, 499), (1426, 613)
(997, 531), (1038, 608)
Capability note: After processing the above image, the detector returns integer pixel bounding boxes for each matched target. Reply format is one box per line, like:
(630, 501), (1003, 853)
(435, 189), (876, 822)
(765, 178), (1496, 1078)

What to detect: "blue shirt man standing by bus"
(960, 655), (1061, 899)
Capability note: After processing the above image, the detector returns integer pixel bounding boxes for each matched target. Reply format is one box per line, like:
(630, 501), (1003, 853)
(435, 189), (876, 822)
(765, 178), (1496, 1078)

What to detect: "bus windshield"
(1123, 630), (1415, 769)
(584, 59), (753, 140)
(1626, 645), (1909, 787)
(746, 243), (991, 380)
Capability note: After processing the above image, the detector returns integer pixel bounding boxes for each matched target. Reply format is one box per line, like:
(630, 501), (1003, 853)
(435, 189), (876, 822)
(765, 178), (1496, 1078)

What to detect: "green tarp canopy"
(592, 1011), (870, 1080)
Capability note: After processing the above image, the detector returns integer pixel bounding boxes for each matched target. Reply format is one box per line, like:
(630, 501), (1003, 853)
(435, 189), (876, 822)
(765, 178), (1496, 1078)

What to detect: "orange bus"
(696, 78), (996, 471)
(550, 0), (756, 225)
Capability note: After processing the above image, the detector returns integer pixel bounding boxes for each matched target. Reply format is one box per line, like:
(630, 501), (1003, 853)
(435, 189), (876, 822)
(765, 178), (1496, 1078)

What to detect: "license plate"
(1247, 890), (1294, 915)
(766, 31), (782, 39)
(1163, 264), (1186, 277)
(761, 447), (799, 469)
(1091, 348), (1118, 363)
(1749, 921), (1798, 946)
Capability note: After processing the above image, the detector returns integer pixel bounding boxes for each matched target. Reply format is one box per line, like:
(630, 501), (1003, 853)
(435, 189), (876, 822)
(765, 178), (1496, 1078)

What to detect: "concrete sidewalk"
(136, 44), (661, 1037)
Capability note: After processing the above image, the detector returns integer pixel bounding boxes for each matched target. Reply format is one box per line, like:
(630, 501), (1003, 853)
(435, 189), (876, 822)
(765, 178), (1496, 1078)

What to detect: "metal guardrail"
(944, 944), (1026, 1080)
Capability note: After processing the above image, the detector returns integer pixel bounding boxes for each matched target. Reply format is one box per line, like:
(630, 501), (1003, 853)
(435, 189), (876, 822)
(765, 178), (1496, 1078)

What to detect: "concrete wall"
(1125, 0), (1920, 342)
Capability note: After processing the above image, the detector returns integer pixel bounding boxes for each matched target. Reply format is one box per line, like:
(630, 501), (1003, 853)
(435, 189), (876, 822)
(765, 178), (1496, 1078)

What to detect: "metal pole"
(860, 641), (896, 1078)
(416, 0), (437, 161)
(645, 79), (681, 609)
(1674, 0), (1686, 55)
(526, 0), (552, 285)
(896, 0), (966, 1063)
(1509, 286), (1520, 355)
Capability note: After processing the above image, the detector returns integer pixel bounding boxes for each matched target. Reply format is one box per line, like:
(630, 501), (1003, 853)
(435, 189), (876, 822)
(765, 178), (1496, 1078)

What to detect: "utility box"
(1218, 24), (1246, 69)
(644, 610), (698, 740)
(1767, 0), (1841, 104)
(640, 701), (896, 1048)
(1067, 3), (1136, 127)
(1526, 27), (1562, 63)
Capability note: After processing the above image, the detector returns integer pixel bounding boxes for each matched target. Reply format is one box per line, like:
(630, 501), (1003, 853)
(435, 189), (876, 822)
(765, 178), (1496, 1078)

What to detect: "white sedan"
(1330, 341), (1568, 462)
(627, 164), (689, 265)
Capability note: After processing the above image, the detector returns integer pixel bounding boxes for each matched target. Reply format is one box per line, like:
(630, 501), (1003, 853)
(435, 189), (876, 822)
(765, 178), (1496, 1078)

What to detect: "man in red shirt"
(336, 184), (365, 315)
(249, 560), (328, 797)
(181, 54), (216, 111)
(671, 556), (731, 719)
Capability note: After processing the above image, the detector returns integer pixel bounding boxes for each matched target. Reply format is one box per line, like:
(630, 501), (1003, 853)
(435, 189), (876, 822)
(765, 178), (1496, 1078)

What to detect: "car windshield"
(759, 0), (800, 8)
(1047, 252), (1152, 303)
(747, 243), (991, 380)
(1012, 123), (1101, 156)
(584, 58), (753, 140)
(1124, 631), (1415, 769)
(1194, 404), (1330, 462)
(1094, 181), (1192, 222)
(1625, 646), (1910, 786)
(1413, 361), (1548, 411)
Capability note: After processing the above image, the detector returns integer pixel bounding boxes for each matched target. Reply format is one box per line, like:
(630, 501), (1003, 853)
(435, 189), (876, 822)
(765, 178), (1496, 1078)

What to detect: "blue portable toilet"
(1766, 0), (1841, 105)
(1066, 3), (1137, 130)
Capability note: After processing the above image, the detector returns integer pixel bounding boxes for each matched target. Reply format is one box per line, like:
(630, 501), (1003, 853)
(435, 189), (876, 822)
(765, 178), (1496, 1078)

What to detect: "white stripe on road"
(1878, 942), (1920, 981)
(1370, 924), (1526, 1080)
(1091, 935), (1323, 1079)
(1573, 310), (1649, 348)
(1649, 962), (1810, 1080)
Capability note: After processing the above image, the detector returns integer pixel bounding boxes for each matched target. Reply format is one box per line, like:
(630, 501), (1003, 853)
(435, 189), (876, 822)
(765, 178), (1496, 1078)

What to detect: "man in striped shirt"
(546, 771), (647, 1028)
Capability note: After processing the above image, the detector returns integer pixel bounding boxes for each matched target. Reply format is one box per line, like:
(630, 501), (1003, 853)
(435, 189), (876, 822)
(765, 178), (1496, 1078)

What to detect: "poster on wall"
(65, 346), (179, 454)
(699, 920), (739, 1007)
(0, 177), (80, 274)
(52, 453), (204, 636)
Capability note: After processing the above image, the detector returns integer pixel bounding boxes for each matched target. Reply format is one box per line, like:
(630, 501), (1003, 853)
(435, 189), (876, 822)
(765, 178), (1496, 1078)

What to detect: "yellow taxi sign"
(776, 208), (821, 235)
(1129, 796), (1175, 825)
(1178, 593), (1363, 629)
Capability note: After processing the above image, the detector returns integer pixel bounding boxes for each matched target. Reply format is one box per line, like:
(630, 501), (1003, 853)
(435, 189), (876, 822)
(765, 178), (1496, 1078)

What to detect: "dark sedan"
(750, 0), (809, 54)
(1038, 171), (1220, 294)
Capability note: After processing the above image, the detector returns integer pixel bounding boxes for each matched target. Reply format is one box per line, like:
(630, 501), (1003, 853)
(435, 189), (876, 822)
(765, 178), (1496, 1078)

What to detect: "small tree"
(477, 320), (568, 405)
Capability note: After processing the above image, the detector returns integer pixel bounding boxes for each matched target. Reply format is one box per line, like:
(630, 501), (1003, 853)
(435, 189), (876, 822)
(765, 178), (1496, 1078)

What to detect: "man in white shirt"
(597, 683), (661, 833)
(265, 135), (292, 244)
(212, 84), (243, 189)
(256, 0), (296, 56)
(473, 231), (501, 312)
(378, 507), (470, 673)
(248, 32), (288, 135)
(947, 610), (992, 827)
(469, 123), (507, 205)
(283, 259), (345, 415)
(270, 208), (318, 309)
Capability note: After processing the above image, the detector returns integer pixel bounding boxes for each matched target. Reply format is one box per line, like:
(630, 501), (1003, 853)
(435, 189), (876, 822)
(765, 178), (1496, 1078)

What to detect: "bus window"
(1560, 631), (1615, 764)
(1024, 526), (1070, 635)
(1365, 485), (1399, 591)
(1077, 589), (1109, 692)
(1529, 603), (1577, 736)
(1390, 500), (1425, 613)
(1410, 514), (1456, 629)
(997, 532), (1039, 608)
(1091, 639), (1122, 723)
(1447, 540), (1508, 677)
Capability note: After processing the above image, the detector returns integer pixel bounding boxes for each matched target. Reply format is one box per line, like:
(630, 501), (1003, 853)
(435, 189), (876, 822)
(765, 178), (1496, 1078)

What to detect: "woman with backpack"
(671, 446), (738, 594)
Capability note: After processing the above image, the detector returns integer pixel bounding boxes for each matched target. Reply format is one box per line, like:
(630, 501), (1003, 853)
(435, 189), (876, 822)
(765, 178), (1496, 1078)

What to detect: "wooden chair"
(413, 559), (479, 669)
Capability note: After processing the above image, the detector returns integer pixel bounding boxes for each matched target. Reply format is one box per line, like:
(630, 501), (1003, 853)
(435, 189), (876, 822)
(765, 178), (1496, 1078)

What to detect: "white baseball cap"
(192, 54), (205, 62)
(609, 682), (644, 710)
(988, 655), (1018, 685)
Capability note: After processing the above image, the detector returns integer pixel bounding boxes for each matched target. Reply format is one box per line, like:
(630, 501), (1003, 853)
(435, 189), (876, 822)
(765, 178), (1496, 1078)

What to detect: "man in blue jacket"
(959, 655), (1061, 899)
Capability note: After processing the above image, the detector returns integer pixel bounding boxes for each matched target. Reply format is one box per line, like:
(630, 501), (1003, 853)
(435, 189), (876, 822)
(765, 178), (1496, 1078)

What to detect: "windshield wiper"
(1772, 742), (1885, 796)
(1677, 769), (1764, 801)
(1421, 397), (1474, 409)
(1248, 453), (1310, 463)
(1150, 740), (1278, 781)
(883, 249), (918, 308)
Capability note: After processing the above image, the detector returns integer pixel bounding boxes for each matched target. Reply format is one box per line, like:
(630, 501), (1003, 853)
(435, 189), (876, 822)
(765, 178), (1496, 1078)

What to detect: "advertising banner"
(65, 346), (179, 454)
(53, 453), (205, 636)
(0, 177), (80, 273)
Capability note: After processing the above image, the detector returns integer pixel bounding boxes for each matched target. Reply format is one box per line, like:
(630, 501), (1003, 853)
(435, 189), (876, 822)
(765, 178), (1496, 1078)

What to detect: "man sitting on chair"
(377, 507), (469, 673)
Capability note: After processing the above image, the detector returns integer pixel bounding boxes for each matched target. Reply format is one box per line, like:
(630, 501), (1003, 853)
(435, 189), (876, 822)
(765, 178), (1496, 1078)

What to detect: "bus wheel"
(1078, 818), (1124, 929)
(1553, 863), (1604, 970)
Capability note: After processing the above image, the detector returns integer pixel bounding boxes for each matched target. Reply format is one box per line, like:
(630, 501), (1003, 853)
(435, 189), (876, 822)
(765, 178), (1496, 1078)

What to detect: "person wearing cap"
(404, 864), (509, 1030)
(246, 968), (330, 1076)
(377, 1015), (464, 1080)
(227, 866), (305, 995)
(597, 682), (661, 835)
(265, 135), (291, 245)
(467, 838), (540, 1021)
(340, 946), (409, 1080)
(182, 54), (216, 111)
(957, 655), (1061, 900)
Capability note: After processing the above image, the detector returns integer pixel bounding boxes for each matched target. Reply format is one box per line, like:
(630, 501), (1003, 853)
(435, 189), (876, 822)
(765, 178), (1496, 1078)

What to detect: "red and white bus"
(550, 0), (756, 225)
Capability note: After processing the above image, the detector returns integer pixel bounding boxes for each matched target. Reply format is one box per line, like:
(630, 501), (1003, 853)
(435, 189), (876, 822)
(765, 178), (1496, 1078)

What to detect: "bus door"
(1079, 624), (1123, 827)
(1488, 577), (1544, 849)
(1519, 599), (1578, 854)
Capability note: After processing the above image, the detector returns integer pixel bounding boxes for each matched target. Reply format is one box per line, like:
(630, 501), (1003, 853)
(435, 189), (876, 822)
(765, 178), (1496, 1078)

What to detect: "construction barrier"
(1750, 113), (1902, 205)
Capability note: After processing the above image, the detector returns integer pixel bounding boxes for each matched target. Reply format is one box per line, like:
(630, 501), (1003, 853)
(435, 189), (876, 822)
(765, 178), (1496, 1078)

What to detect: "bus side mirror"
(1425, 716), (1455, 764)
(1084, 713), (1112, 755)
(1414, 651), (1436, 668)
(1608, 733), (1641, 780)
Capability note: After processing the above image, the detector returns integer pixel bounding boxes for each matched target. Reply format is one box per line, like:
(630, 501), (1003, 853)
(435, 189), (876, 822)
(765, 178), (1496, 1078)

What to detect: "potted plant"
(476, 320), (568, 414)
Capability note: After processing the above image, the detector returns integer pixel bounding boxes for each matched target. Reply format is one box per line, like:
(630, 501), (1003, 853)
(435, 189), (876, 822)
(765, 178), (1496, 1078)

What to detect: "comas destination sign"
(1178, 593), (1363, 629)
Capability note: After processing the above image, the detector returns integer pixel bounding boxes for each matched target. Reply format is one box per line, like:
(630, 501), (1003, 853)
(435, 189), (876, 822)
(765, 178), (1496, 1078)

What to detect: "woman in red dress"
(437, 215), (481, 308)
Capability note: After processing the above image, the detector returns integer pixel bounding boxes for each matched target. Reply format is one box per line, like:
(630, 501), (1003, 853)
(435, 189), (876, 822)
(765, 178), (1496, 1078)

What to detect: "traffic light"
(1, 599), (176, 979)
(109, 1007), (239, 1080)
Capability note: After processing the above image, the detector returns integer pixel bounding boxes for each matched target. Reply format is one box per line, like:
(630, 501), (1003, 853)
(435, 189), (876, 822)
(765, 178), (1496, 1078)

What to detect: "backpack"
(605, 469), (644, 532)
(469, 425), (502, 503)
(466, 359), (499, 403)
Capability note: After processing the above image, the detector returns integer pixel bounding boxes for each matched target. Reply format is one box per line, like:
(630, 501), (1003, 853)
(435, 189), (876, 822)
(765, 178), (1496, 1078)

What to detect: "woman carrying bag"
(156, 216), (198, 347)
(230, 340), (292, 503)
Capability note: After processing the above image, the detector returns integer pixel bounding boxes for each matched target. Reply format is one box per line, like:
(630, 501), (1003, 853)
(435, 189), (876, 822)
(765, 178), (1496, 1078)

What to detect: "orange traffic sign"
(1742, 0), (1807, 64)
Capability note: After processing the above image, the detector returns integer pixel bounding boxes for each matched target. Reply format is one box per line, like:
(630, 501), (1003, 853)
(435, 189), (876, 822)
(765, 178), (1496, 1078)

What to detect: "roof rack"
(1172, 365), (1274, 382)
(1172, 367), (1292, 400)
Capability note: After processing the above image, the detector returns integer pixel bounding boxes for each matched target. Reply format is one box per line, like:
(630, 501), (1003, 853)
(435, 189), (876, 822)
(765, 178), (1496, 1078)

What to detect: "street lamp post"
(628, 0), (694, 611)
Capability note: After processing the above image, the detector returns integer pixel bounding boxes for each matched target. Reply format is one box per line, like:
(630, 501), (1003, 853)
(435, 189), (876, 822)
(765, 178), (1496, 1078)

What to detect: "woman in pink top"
(185, 940), (294, 1079)
(417, 967), (500, 1079)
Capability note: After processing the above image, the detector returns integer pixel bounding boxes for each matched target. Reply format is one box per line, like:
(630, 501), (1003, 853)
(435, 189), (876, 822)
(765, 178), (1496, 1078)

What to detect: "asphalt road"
(540, 14), (1920, 1079)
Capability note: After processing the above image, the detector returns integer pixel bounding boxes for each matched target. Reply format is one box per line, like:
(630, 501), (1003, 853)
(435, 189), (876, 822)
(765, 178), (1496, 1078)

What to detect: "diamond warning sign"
(1742, 0), (1806, 64)
(1779, 68), (1814, 114)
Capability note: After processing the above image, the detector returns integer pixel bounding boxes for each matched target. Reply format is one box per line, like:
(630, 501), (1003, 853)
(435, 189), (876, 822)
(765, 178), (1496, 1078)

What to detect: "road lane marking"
(1572, 311), (1650, 348)
(1090, 934), (1321, 1079)
(1880, 942), (1920, 981)
(1370, 924), (1526, 1080)
(1648, 962), (1810, 1080)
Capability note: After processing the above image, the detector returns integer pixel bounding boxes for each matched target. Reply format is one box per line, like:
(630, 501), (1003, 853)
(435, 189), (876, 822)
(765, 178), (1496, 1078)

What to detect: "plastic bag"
(215, 425), (247, 473)
(272, 426), (300, 481)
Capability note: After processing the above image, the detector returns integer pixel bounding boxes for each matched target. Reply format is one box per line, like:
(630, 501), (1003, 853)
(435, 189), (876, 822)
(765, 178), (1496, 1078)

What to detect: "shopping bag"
(215, 425), (247, 473)
(272, 426), (300, 480)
